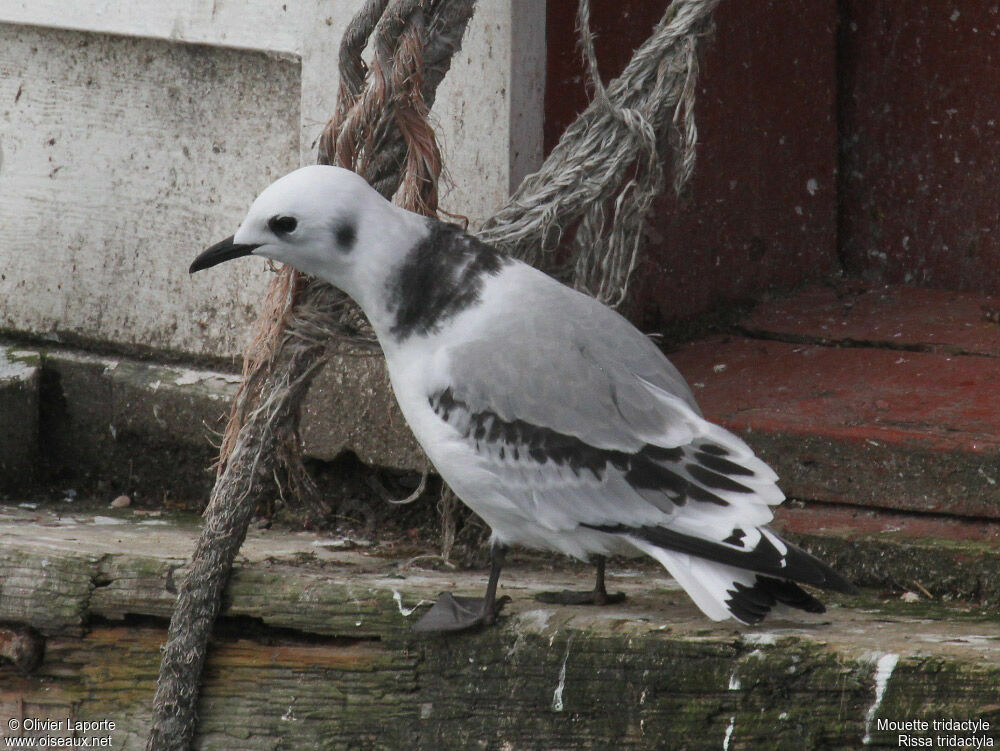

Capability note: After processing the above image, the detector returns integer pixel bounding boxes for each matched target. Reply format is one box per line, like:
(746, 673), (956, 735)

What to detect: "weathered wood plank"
(0, 508), (998, 750)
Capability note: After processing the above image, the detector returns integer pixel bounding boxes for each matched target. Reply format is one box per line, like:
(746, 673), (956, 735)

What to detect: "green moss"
(5, 347), (41, 369)
(793, 532), (1000, 605)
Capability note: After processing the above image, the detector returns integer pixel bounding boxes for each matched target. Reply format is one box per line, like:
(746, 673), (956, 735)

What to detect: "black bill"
(189, 236), (261, 273)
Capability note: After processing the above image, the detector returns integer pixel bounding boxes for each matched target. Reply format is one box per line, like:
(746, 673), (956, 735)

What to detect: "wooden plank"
(670, 337), (1000, 517)
(774, 500), (1000, 545)
(0, 509), (999, 750)
(743, 284), (1000, 356)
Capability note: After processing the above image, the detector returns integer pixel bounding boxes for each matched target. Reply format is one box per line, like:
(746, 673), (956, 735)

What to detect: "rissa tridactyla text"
(190, 165), (857, 632)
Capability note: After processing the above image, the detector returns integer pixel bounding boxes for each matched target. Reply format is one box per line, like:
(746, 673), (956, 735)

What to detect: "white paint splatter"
(723, 716), (735, 750)
(551, 636), (574, 712)
(173, 370), (205, 386)
(862, 653), (899, 744)
(517, 609), (552, 634)
(742, 633), (777, 646)
(806, 178), (819, 195)
(392, 589), (428, 617)
(722, 667), (740, 748)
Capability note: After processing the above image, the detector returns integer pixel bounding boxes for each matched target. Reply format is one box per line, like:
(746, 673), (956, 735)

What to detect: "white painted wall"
(0, 0), (544, 358)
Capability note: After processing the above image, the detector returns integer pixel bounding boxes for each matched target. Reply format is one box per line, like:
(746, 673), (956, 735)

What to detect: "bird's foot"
(411, 592), (512, 633)
(534, 589), (626, 606)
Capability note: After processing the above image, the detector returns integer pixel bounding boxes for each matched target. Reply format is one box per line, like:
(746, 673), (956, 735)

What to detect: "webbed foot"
(412, 592), (512, 633)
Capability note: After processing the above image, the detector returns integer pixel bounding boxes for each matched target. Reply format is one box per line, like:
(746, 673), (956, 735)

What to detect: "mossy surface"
(1, 510), (998, 750)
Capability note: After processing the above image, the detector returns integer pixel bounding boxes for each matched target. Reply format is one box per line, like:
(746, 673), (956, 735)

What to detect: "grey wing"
(435, 278), (783, 542)
(447, 278), (702, 452)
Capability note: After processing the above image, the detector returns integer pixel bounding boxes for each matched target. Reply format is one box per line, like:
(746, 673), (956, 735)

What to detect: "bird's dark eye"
(268, 215), (297, 235)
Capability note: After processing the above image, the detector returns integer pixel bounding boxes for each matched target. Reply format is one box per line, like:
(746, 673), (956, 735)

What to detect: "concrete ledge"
(300, 346), (427, 471)
(0, 347), (40, 484)
(33, 348), (238, 499)
(0, 340), (425, 499)
(7, 340), (999, 606)
(0, 506), (998, 749)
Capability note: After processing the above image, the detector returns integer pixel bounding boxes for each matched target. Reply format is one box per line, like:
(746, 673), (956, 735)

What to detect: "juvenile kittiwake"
(190, 165), (856, 631)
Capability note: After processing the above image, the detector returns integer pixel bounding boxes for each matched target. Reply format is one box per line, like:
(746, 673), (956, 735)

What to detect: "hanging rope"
(479, 0), (721, 306)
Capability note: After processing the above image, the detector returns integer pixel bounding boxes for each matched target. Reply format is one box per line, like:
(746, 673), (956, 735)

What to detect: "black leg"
(481, 543), (507, 623)
(535, 555), (627, 606)
(412, 543), (512, 633)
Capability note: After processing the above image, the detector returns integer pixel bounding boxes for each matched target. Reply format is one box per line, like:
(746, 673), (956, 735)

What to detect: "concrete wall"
(0, 0), (545, 359)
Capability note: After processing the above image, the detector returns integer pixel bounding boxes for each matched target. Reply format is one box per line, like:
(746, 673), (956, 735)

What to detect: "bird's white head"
(190, 165), (425, 310)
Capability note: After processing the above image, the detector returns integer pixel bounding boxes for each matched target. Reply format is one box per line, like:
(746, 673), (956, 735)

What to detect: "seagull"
(191, 165), (857, 632)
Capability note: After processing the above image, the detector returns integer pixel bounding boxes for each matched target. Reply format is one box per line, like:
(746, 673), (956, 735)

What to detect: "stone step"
(0, 507), (997, 750)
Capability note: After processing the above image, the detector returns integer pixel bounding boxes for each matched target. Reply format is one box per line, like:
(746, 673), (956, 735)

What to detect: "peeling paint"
(0, 349), (36, 380)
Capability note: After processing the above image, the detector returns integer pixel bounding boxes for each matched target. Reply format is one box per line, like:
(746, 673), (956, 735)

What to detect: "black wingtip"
(726, 576), (828, 624)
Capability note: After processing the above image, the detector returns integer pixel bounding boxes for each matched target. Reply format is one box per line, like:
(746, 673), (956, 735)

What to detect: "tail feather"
(633, 542), (742, 621)
(589, 522), (858, 595)
(630, 535), (845, 625)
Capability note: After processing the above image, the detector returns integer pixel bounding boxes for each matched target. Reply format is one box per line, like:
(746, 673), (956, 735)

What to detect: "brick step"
(669, 284), (1000, 530)
(741, 283), (1000, 355)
